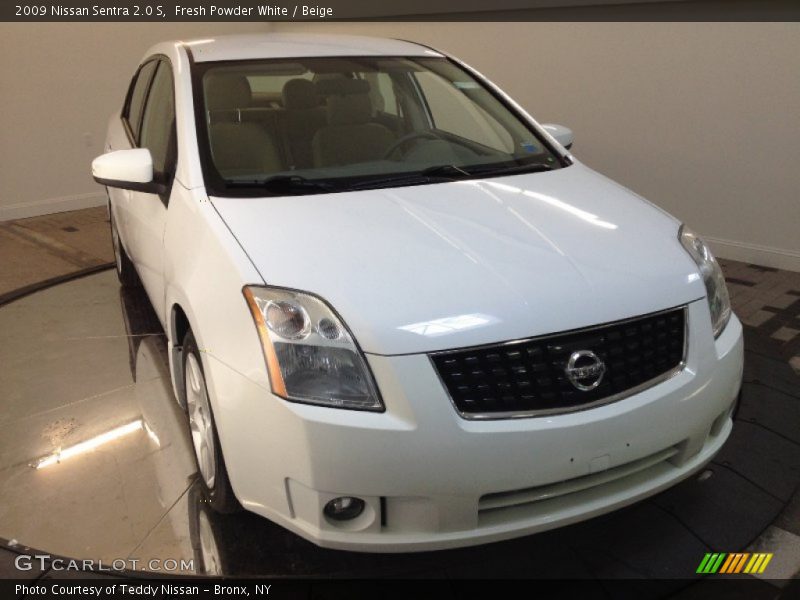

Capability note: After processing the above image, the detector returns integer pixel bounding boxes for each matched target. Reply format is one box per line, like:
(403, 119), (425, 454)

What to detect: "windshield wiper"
(225, 162), (552, 195)
(224, 175), (338, 194)
(470, 162), (554, 177)
(344, 162), (554, 192)
(345, 165), (473, 192)
(420, 164), (472, 178)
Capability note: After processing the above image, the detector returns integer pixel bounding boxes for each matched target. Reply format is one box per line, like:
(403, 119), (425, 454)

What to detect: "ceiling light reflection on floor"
(34, 420), (143, 469)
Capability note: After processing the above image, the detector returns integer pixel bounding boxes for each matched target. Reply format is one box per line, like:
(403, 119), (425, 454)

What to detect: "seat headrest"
(282, 78), (319, 110)
(315, 77), (371, 97)
(204, 74), (252, 110)
(326, 93), (372, 126)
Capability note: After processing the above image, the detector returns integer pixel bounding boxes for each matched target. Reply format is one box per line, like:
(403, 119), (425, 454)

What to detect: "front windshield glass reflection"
(197, 56), (563, 196)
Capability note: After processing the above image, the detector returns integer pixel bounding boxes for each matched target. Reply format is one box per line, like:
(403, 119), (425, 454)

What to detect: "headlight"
(679, 225), (732, 338)
(243, 286), (383, 411)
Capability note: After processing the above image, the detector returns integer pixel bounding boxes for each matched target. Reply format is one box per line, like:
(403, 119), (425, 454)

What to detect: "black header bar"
(2, 0), (799, 22)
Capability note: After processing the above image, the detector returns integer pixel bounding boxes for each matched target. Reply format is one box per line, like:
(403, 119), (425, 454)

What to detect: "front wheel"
(183, 329), (241, 514)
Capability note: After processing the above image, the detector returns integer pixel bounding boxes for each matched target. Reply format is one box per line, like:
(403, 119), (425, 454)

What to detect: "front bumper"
(204, 300), (743, 552)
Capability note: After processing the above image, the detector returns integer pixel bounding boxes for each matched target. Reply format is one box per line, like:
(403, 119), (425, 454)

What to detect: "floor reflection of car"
(186, 481), (325, 577)
(119, 282), (167, 384)
(119, 285), (195, 516)
(184, 479), (516, 577)
(93, 33), (743, 552)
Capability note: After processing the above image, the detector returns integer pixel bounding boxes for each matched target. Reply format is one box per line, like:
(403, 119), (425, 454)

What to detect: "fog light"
(323, 496), (365, 521)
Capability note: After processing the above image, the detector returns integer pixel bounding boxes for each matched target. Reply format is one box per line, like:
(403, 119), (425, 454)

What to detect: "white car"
(92, 33), (743, 552)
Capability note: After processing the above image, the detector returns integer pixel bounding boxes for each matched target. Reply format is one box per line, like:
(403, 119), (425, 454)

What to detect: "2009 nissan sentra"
(91, 33), (743, 552)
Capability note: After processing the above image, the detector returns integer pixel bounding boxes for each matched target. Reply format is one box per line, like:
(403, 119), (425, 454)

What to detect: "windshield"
(194, 56), (567, 196)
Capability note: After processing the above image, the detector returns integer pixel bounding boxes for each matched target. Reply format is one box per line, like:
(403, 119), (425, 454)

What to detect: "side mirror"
(541, 123), (574, 151)
(92, 148), (163, 193)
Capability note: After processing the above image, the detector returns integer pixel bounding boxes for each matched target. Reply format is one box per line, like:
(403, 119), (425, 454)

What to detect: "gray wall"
(0, 22), (265, 220)
(1, 21), (798, 270)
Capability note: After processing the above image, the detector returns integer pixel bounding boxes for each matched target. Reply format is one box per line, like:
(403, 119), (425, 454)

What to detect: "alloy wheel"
(185, 353), (217, 489)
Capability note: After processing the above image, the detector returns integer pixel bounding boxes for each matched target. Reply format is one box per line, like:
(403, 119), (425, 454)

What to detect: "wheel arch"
(168, 300), (193, 409)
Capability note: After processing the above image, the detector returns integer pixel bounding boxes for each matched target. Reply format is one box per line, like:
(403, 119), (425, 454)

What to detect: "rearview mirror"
(541, 123), (574, 151)
(92, 148), (162, 193)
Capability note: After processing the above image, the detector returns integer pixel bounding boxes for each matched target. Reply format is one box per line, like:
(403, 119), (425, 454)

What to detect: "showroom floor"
(0, 207), (112, 299)
(0, 208), (798, 594)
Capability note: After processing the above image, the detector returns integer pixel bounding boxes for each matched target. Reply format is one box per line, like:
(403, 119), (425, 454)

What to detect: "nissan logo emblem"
(565, 350), (606, 391)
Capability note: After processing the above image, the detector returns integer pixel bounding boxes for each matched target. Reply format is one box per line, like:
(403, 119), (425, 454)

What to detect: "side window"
(139, 61), (176, 177)
(124, 61), (157, 143)
(414, 71), (513, 153)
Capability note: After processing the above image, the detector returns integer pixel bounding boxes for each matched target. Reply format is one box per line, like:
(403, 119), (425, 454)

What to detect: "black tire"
(183, 329), (241, 514)
(732, 389), (742, 420)
(110, 211), (141, 288)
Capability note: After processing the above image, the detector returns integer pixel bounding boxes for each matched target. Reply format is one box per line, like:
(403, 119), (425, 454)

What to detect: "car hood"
(211, 163), (705, 355)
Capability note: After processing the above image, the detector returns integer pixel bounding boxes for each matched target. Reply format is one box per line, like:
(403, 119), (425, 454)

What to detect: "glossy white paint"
(91, 148), (153, 183)
(212, 163), (706, 355)
(205, 304), (742, 551)
(98, 33), (744, 552)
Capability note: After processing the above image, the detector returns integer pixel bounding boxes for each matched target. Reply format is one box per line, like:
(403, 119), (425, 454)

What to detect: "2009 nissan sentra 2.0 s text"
(91, 33), (743, 552)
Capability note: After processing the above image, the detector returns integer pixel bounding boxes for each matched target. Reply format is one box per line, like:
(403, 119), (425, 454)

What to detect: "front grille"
(430, 307), (686, 418)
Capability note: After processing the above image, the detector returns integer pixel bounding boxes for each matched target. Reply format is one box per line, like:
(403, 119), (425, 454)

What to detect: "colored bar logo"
(696, 552), (773, 574)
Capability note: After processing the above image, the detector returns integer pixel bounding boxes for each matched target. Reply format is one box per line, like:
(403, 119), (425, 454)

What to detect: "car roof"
(177, 33), (443, 62)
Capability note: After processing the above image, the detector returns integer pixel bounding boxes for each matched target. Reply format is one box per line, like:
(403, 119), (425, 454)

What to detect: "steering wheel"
(383, 130), (443, 160)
